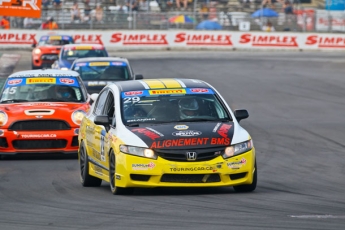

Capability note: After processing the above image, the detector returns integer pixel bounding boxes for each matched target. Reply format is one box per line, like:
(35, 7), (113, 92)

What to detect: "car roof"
(114, 79), (210, 92)
(73, 57), (128, 63)
(8, 69), (80, 78)
(61, 44), (105, 49)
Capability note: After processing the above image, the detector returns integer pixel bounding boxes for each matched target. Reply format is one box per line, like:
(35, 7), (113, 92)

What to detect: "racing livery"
(51, 44), (109, 70)
(31, 35), (74, 69)
(70, 57), (144, 94)
(0, 70), (90, 156)
(78, 79), (256, 194)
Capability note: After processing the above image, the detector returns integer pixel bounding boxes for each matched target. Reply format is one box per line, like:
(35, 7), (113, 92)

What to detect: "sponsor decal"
(149, 89), (186, 95)
(124, 91), (143, 96)
(127, 118), (156, 122)
(73, 34), (103, 45)
(21, 134), (57, 138)
(131, 128), (160, 140)
(212, 123), (221, 132)
(239, 34), (298, 47)
(132, 162), (156, 170)
(174, 125), (189, 130)
(172, 130), (202, 137)
(0, 33), (36, 44)
(227, 158), (247, 169)
(190, 88), (209, 93)
(49, 36), (62, 40)
(89, 62), (110, 66)
(75, 46), (93, 50)
(88, 81), (107, 86)
(150, 137), (230, 148)
(116, 175), (121, 180)
(26, 78), (56, 84)
(8, 79), (22, 85)
(175, 32), (233, 46)
(306, 35), (345, 48)
(76, 63), (87, 67)
(93, 165), (103, 175)
(145, 127), (164, 137)
(111, 62), (126, 66)
(110, 32), (168, 45)
(217, 124), (232, 138)
(59, 78), (75, 84)
(21, 103), (66, 107)
(169, 166), (215, 172)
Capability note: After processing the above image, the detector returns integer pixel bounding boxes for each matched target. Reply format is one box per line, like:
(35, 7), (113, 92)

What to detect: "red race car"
(0, 69), (90, 156)
(31, 35), (74, 69)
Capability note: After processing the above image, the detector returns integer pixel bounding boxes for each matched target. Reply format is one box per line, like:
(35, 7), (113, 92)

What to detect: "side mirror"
(94, 115), (111, 126)
(32, 43), (36, 48)
(90, 93), (99, 102)
(234, 109), (249, 122)
(135, 74), (143, 80)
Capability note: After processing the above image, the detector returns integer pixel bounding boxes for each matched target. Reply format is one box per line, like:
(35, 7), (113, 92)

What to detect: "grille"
(9, 120), (70, 131)
(12, 140), (67, 149)
(41, 54), (58, 61)
(230, 172), (247, 180)
(161, 174), (220, 183)
(0, 137), (8, 148)
(155, 146), (224, 162)
(130, 174), (150, 181)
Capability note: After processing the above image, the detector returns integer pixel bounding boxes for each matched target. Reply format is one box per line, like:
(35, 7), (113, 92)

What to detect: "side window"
(103, 91), (115, 127)
(77, 77), (87, 99)
(94, 89), (108, 115)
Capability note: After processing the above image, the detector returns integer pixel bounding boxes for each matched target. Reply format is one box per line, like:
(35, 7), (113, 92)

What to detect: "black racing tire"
(109, 149), (134, 195)
(79, 141), (102, 187)
(233, 161), (257, 193)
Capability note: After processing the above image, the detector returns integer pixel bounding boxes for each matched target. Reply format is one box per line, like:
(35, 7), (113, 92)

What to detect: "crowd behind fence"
(3, 0), (345, 32)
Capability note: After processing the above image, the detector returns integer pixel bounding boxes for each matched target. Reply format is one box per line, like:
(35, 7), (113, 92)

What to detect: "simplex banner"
(2, 30), (345, 50)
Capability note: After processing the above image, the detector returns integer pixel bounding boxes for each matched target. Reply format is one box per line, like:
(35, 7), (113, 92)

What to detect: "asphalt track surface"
(0, 50), (345, 230)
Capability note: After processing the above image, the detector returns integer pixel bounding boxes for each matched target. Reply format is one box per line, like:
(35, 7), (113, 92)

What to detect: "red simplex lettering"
(306, 35), (317, 45)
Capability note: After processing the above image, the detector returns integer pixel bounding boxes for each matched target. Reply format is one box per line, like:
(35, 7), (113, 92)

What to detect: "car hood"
(36, 46), (61, 53)
(126, 122), (234, 149)
(0, 102), (88, 128)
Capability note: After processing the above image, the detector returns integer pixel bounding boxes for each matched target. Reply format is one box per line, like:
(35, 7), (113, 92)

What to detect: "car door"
(85, 88), (109, 161)
(93, 90), (115, 169)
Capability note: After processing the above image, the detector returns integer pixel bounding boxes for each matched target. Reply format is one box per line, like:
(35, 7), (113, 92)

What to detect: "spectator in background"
(138, 0), (149, 11)
(39, 17), (50, 29)
(53, 0), (62, 9)
(23, 17), (34, 29)
(83, 2), (92, 22)
(199, 3), (209, 20)
(127, 0), (139, 11)
(71, 1), (81, 22)
(283, 0), (293, 14)
(42, 0), (51, 9)
(0, 17), (10, 29)
(176, 0), (188, 10)
(95, 3), (104, 23)
(262, 20), (275, 32)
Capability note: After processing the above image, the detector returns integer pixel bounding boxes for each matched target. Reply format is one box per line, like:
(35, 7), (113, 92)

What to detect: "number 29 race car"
(0, 69), (90, 156)
(78, 79), (257, 195)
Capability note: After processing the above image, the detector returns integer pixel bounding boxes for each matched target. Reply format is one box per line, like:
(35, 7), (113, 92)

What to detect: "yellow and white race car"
(78, 78), (257, 195)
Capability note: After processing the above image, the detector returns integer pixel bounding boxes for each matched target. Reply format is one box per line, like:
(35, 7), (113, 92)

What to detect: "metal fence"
(8, 7), (344, 32)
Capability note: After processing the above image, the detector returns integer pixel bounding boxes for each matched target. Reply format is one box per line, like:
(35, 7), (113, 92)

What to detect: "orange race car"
(31, 35), (74, 70)
(0, 69), (90, 156)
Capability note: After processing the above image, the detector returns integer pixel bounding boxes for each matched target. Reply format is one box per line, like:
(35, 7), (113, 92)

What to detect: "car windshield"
(73, 62), (130, 81)
(121, 88), (231, 125)
(38, 36), (73, 46)
(0, 77), (86, 103)
(62, 48), (107, 61)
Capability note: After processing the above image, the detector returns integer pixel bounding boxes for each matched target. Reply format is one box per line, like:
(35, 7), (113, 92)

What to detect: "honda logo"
(186, 152), (197, 161)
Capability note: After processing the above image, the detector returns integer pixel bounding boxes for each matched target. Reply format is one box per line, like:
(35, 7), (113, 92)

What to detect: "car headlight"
(34, 48), (41, 54)
(72, 110), (86, 125)
(120, 145), (157, 159)
(223, 139), (253, 159)
(0, 111), (8, 126)
(60, 67), (69, 71)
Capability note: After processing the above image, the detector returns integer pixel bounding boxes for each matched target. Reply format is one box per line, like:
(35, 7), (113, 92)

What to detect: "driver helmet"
(178, 98), (199, 119)
(56, 85), (72, 99)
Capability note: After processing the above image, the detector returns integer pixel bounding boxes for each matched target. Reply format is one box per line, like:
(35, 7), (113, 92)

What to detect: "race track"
(1, 50), (345, 230)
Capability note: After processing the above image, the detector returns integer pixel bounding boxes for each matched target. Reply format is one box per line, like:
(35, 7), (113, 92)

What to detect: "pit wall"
(1, 30), (344, 51)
